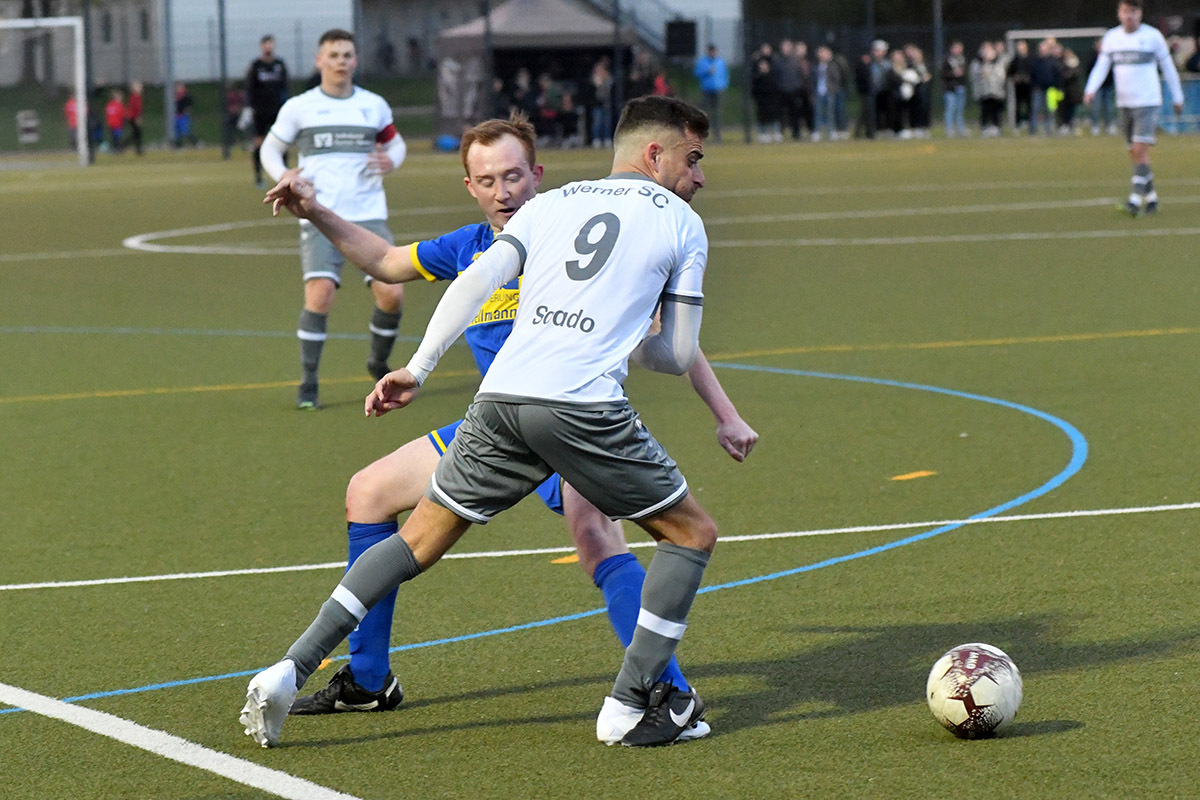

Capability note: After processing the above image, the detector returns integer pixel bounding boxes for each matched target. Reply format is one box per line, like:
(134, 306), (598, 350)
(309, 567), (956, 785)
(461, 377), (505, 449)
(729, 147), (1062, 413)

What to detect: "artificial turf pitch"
(2, 133), (1199, 798)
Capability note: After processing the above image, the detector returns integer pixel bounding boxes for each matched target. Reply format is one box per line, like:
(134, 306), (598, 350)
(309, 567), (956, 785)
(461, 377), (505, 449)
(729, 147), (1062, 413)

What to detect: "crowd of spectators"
(750, 40), (852, 142)
(749, 27), (1199, 143)
(489, 49), (677, 149)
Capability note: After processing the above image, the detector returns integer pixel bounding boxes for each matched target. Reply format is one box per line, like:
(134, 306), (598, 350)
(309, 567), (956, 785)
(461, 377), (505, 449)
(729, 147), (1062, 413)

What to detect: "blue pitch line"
(0, 365), (1087, 715)
(0, 325), (423, 343)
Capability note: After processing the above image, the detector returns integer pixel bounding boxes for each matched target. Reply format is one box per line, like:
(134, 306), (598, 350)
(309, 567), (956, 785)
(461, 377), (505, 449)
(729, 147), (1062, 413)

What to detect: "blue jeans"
(943, 86), (966, 135)
(590, 104), (611, 144)
(1031, 87), (1048, 134)
(1091, 86), (1115, 128)
(814, 93), (833, 135)
(702, 90), (723, 142)
(833, 90), (847, 132)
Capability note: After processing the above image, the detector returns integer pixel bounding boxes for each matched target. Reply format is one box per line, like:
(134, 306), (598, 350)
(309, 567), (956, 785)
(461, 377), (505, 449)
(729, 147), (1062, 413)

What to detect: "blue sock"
(593, 553), (690, 692)
(346, 521), (399, 692)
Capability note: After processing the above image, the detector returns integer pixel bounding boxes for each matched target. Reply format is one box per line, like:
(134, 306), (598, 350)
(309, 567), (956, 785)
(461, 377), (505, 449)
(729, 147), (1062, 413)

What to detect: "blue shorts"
(428, 419), (564, 515)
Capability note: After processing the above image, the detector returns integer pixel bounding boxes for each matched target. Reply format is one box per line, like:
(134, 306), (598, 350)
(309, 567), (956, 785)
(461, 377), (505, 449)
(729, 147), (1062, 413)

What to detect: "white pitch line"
(701, 176), (1200, 199)
(0, 247), (133, 263)
(0, 681), (362, 800)
(4, 501), (1198, 593)
(704, 195), (1200, 226)
(712, 225), (1200, 249)
(121, 205), (472, 255)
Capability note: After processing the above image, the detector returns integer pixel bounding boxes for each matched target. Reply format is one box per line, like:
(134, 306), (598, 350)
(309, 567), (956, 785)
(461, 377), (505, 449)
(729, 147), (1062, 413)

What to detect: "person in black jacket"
(1007, 39), (1033, 132)
(246, 35), (289, 187)
(1029, 38), (1062, 136)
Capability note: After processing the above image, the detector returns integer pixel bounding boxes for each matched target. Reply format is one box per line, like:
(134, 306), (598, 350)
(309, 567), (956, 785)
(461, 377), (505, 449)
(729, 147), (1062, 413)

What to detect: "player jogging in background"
(259, 28), (407, 410)
(246, 34), (289, 189)
(258, 112), (756, 744)
(242, 96), (727, 749)
(1083, 0), (1184, 216)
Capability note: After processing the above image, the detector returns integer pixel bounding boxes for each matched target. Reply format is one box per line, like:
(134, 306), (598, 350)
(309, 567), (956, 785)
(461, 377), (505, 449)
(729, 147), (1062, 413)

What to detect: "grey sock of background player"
(297, 308), (327, 389)
(1132, 163), (1153, 197)
(368, 307), (401, 367)
(285, 534), (422, 688)
(610, 541), (710, 707)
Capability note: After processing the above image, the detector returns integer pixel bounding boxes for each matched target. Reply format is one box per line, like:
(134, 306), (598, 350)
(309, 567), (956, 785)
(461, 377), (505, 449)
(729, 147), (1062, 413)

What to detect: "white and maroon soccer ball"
(926, 642), (1022, 738)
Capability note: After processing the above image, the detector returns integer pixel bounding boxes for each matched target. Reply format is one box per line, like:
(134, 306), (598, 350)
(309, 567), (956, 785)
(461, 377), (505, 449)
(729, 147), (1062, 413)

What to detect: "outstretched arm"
(686, 350), (759, 462)
(364, 238), (522, 417)
(265, 174), (423, 284)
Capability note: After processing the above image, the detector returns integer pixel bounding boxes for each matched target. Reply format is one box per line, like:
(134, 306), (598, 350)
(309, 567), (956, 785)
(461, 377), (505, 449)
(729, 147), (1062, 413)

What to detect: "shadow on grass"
(692, 614), (1200, 738)
(280, 613), (1198, 747)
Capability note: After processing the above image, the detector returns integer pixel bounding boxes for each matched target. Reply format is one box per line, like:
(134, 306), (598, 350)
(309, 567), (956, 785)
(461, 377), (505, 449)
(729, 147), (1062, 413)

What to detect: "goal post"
(0, 16), (87, 167)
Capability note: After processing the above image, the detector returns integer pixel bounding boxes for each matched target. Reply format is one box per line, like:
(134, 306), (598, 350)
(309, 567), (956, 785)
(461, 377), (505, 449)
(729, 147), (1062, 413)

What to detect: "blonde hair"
(459, 113), (537, 174)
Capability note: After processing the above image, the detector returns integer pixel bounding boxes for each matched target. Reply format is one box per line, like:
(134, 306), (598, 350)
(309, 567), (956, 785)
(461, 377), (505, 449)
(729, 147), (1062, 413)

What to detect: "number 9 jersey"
(477, 173), (708, 406)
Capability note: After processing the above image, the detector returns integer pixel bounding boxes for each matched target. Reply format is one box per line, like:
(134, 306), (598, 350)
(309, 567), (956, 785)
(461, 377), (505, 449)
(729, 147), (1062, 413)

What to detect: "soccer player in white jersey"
(1084, 0), (1184, 216)
(260, 29), (408, 409)
(242, 96), (720, 749)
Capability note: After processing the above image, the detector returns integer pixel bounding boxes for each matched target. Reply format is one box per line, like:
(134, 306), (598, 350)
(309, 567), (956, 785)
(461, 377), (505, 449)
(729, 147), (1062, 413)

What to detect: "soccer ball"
(926, 642), (1022, 738)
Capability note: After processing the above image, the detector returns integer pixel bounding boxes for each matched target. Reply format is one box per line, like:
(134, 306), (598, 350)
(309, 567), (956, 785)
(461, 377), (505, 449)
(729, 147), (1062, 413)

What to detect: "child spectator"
(174, 82), (197, 148)
(105, 89), (126, 153)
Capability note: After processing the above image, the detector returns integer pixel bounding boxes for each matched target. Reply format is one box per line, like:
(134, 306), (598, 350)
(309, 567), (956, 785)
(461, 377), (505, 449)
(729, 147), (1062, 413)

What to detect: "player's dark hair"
(261, 34), (275, 44)
(613, 96), (709, 143)
(318, 28), (355, 47)
(459, 112), (538, 175)
(1119, 0), (1142, 8)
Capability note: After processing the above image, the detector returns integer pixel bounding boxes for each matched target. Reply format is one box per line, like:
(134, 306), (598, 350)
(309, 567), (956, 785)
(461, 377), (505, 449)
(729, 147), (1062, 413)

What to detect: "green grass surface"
(3, 133), (1200, 799)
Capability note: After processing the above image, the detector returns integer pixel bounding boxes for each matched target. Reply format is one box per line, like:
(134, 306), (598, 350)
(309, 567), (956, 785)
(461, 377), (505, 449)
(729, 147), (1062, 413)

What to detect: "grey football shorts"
(1119, 106), (1159, 146)
(427, 397), (689, 524)
(299, 218), (393, 287)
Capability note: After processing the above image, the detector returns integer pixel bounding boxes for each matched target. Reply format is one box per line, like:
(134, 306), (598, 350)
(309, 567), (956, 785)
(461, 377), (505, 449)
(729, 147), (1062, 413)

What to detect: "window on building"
(100, 10), (112, 44)
(139, 8), (150, 41)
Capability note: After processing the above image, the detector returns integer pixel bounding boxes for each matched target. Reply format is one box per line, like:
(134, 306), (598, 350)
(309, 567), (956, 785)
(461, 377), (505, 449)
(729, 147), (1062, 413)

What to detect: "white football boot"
(240, 659), (299, 748)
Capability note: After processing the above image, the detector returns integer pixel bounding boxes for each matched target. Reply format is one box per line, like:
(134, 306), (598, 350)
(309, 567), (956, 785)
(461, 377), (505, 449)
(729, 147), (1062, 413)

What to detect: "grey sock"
(297, 309), (327, 388)
(368, 308), (401, 367)
(285, 534), (423, 688)
(1132, 163), (1152, 197)
(611, 542), (710, 706)
(285, 598), (360, 687)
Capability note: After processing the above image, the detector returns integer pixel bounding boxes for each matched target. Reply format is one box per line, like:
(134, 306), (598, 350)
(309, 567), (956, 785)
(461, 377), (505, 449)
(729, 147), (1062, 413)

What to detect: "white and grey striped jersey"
(1085, 23), (1184, 109)
(269, 86), (398, 221)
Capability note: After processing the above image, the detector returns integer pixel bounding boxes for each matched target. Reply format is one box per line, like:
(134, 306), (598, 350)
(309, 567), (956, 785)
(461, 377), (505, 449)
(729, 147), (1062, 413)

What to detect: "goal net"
(0, 16), (87, 166)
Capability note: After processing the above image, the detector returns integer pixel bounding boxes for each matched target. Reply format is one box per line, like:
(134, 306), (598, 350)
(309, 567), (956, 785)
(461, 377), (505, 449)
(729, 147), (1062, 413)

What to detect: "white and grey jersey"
(477, 173), (708, 406)
(1084, 23), (1184, 109)
(269, 86), (396, 221)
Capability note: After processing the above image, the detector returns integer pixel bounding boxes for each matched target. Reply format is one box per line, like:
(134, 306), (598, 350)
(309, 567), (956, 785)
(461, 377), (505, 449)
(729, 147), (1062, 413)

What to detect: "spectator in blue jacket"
(694, 43), (729, 142)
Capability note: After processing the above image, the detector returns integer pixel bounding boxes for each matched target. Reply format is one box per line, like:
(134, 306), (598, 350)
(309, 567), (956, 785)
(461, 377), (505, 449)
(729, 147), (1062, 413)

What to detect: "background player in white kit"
(260, 29), (408, 409)
(242, 96), (720, 749)
(1083, 0), (1184, 216)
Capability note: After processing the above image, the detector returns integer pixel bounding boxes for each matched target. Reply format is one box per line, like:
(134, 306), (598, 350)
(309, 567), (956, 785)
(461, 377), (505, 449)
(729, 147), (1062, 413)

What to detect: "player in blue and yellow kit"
(266, 114), (757, 743)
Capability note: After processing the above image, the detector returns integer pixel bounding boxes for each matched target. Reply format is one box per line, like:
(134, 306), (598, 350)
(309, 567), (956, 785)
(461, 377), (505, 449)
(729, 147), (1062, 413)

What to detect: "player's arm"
(258, 131), (290, 183)
(630, 295), (702, 376)
(1156, 37), (1186, 113)
(686, 350), (759, 462)
(265, 174), (423, 283)
(366, 123), (407, 175)
(1082, 49), (1112, 104)
(365, 238), (522, 416)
